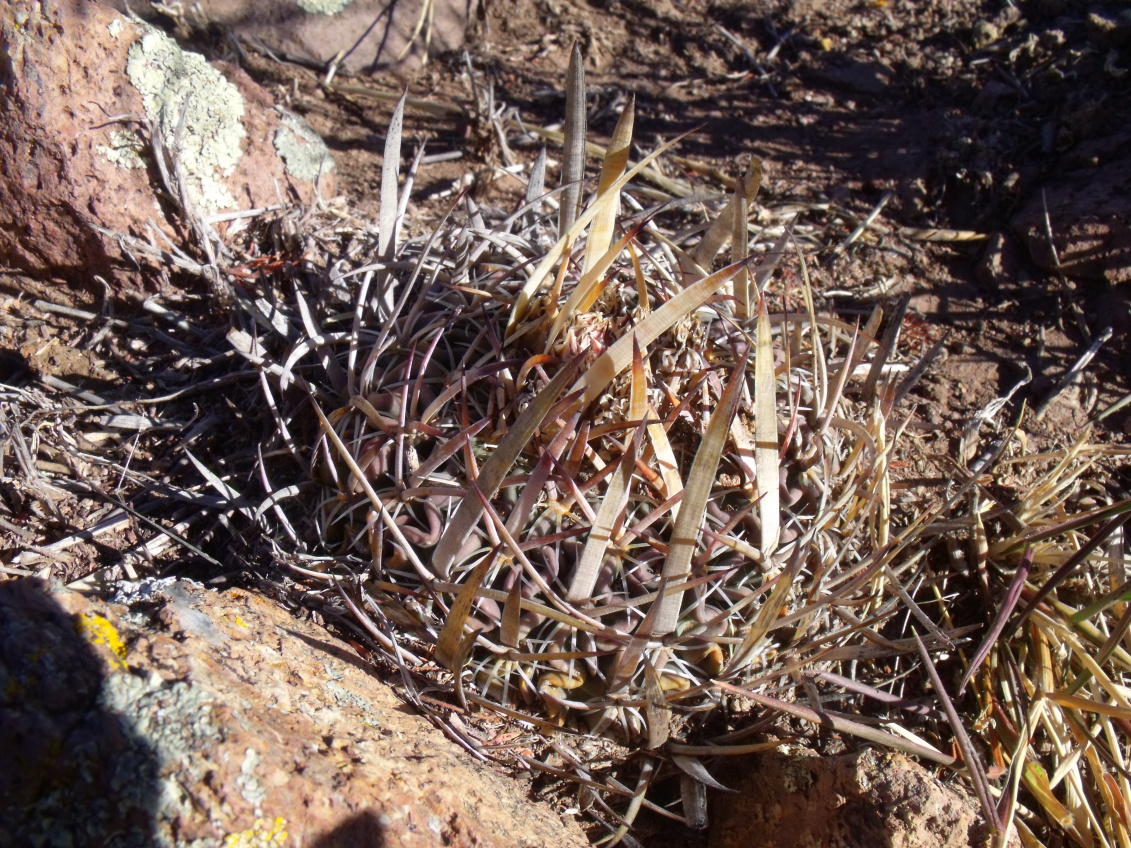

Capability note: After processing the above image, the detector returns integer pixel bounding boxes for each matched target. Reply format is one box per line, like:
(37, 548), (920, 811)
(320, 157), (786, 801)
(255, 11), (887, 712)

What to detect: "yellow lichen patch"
(78, 613), (127, 670)
(224, 817), (288, 848)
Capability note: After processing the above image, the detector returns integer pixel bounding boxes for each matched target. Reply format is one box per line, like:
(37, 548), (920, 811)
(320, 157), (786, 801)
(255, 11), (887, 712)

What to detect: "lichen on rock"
(273, 109), (335, 183)
(96, 127), (146, 170)
(125, 27), (246, 212)
(297, 0), (355, 15)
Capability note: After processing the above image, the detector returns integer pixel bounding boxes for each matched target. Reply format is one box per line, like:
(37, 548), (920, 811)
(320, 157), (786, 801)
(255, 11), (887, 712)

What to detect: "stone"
(108, 0), (478, 76)
(709, 749), (1017, 848)
(0, 577), (588, 848)
(1086, 10), (1131, 51)
(971, 19), (1000, 48)
(807, 57), (895, 96)
(0, 0), (335, 291)
(1012, 133), (1131, 286)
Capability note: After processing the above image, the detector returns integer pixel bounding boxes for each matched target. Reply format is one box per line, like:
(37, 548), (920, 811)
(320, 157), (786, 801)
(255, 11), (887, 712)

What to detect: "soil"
(2, 0), (1130, 845)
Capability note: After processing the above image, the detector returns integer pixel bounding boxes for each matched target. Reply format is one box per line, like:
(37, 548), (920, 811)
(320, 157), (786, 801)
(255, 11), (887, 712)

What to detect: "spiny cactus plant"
(216, 49), (1131, 846)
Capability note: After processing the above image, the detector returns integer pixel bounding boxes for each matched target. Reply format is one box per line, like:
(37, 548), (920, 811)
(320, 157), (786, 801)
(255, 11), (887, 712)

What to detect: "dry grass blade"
(507, 132), (691, 333)
(379, 91), (407, 262)
(732, 182), (751, 319)
(691, 159), (761, 269)
(654, 349), (749, 636)
(629, 336), (647, 421)
(1047, 691), (1131, 720)
(890, 329), (951, 409)
(431, 362), (579, 577)
(582, 96), (635, 275)
(862, 294), (908, 401)
(753, 294), (780, 558)
(567, 422), (645, 602)
(807, 672), (933, 717)
(393, 0), (435, 62)
(913, 631), (1002, 835)
(666, 739), (790, 756)
(723, 556), (800, 674)
(526, 145), (548, 208)
(644, 660), (672, 749)
(647, 401), (683, 512)
(573, 256), (759, 408)
(1009, 509), (1131, 637)
(435, 543), (499, 669)
(959, 545), (1032, 695)
(715, 681), (957, 766)
(559, 43), (586, 238)
(500, 572), (524, 649)
(608, 759), (656, 846)
(546, 221), (648, 352)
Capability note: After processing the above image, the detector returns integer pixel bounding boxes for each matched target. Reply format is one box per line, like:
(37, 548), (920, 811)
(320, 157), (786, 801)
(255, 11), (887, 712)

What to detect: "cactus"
(228, 68), (1131, 846)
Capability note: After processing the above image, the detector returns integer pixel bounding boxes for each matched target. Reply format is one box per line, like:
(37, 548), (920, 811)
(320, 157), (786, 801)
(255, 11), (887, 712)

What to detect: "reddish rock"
(709, 749), (1016, 848)
(0, 0), (335, 291)
(110, 0), (477, 76)
(1012, 134), (1131, 286)
(0, 578), (588, 848)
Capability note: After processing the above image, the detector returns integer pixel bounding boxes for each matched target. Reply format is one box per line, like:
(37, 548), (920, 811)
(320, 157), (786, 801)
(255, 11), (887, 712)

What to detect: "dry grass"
(24, 52), (1129, 848)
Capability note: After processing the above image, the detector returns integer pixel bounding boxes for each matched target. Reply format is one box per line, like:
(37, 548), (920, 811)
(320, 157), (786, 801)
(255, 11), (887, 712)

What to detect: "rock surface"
(709, 749), (1016, 848)
(0, 0), (335, 290)
(0, 577), (588, 848)
(108, 0), (477, 76)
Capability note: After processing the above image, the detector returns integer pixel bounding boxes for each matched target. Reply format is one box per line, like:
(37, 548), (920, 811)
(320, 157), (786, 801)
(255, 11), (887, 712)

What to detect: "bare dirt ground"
(1, 1), (1129, 844)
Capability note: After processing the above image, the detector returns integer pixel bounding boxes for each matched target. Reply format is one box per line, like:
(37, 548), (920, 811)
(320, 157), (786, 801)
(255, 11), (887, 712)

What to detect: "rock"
(709, 749), (1016, 848)
(971, 19), (1000, 48)
(109, 0), (478, 76)
(1086, 10), (1131, 51)
(807, 57), (895, 96)
(0, 577), (588, 848)
(1012, 134), (1131, 285)
(0, 0), (335, 291)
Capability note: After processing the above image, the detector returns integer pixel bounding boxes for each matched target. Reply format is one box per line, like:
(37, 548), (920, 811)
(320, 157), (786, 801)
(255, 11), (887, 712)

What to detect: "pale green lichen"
(100, 669), (220, 773)
(125, 27), (245, 212)
(297, 0), (354, 15)
(235, 747), (267, 807)
(96, 127), (146, 170)
(273, 110), (335, 182)
(108, 18), (125, 38)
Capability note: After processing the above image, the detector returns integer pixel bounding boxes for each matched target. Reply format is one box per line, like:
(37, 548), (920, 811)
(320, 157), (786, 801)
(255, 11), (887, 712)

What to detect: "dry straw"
(207, 63), (1131, 847)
